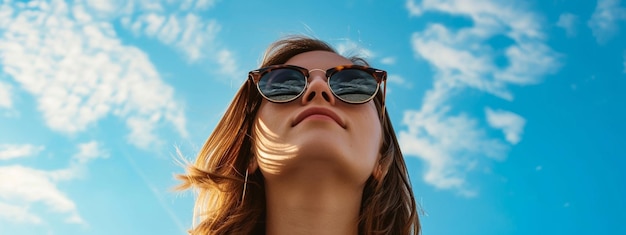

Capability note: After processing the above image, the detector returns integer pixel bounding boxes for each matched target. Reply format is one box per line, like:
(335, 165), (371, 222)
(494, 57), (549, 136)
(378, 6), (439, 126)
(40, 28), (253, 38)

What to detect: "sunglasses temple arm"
(381, 80), (387, 123)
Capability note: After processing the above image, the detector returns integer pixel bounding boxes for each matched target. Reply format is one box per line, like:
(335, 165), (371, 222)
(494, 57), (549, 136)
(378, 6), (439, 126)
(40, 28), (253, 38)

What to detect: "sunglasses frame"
(248, 64), (387, 104)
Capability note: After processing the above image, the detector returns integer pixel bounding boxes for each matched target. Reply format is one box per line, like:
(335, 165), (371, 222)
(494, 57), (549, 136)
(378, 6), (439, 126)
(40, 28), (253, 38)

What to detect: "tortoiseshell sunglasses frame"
(248, 64), (387, 104)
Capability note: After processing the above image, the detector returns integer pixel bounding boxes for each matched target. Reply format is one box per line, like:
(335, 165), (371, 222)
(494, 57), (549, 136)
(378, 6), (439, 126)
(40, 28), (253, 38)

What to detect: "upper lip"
(291, 107), (346, 128)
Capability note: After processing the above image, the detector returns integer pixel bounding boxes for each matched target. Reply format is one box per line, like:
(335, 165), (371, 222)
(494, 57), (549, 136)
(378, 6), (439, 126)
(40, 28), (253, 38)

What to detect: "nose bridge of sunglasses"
(307, 68), (328, 81)
(308, 68), (325, 73)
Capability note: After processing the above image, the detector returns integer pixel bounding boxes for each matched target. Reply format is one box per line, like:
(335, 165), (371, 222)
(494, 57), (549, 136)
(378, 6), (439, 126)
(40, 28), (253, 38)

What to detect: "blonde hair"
(177, 36), (420, 234)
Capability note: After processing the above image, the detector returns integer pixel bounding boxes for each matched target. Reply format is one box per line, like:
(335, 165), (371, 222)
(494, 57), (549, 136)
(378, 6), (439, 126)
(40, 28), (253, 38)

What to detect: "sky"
(0, 0), (625, 234)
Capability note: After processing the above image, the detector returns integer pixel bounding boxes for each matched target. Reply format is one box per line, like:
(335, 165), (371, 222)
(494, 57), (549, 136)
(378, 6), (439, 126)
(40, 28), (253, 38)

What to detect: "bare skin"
(251, 51), (382, 235)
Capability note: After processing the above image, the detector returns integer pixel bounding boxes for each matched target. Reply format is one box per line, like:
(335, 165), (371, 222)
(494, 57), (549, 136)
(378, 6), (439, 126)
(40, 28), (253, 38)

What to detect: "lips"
(291, 107), (346, 128)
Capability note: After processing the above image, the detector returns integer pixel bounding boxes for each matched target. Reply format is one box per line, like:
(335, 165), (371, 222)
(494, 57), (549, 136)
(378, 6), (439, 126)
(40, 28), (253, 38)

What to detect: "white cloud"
(81, 0), (129, 20)
(140, 13), (167, 37)
(72, 141), (108, 164)
(156, 15), (181, 43)
(405, 0), (423, 16)
(387, 74), (409, 87)
(556, 13), (579, 37)
(216, 49), (240, 83)
(177, 14), (219, 61)
(84, 0), (122, 13)
(380, 56), (396, 65)
(485, 107), (526, 145)
(408, 4), (559, 100)
(0, 0), (188, 149)
(336, 39), (375, 60)
(399, 81), (508, 196)
(179, 0), (219, 11)
(402, 0), (559, 196)
(114, 0), (242, 82)
(0, 141), (107, 225)
(50, 141), (108, 181)
(126, 115), (160, 148)
(0, 81), (12, 109)
(0, 201), (43, 224)
(0, 165), (84, 225)
(0, 144), (45, 160)
(588, 0), (626, 44)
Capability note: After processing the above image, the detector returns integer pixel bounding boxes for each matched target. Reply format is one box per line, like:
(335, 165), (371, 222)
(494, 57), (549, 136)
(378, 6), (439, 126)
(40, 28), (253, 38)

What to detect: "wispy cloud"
(0, 81), (12, 109)
(215, 49), (240, 83)
(110, 0), (242, 82)
(398, 112), (505, 197)
(50, 141), (110, 181)
(0, 201), (43, 224)
(380, 56), (396, 65)
(402, 0), (559, 196)
(387, 74), (409, 87)
(336, 39), (375, 60)
(398, 82), (508, 197)
(0, 0), (188, 149)
(0, 165), (83, 225)
(588, 0), (626, 44)
(557, 13), (579, 37)
(179, 0), (219, 11)
(72, 141), (109, 164)
(0, 141), (107, 225)
(123, 13), (220, 61)
(0, 144), (45, 160)
(405, 0), (423, 16)
(485, 107), (526, 145)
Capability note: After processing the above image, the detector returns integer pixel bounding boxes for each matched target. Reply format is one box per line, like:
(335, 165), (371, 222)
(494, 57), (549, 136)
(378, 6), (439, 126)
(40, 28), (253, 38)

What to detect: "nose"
(301, 69), (336, 105)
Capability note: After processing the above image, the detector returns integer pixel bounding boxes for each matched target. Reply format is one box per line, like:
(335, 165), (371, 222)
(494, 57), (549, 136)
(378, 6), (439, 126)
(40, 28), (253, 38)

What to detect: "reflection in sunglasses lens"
(257, 67), (378, 103)
(259, 69), (306, 102)
(329, 69), (378, 103)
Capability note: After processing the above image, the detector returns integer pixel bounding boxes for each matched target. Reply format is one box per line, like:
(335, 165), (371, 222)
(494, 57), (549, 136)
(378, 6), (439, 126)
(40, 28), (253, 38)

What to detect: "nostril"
(306, 92), (316, 102)
(321, 92), (331, 102)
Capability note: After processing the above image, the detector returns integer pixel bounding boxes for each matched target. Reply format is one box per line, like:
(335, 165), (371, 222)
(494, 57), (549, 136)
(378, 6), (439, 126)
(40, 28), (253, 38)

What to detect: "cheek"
(362, 102), (383, 144)
(251, 102), (299, 175)
(254, 102), (284, 137)
(252, 102), (280, 151)
(351, 103), (383, 171)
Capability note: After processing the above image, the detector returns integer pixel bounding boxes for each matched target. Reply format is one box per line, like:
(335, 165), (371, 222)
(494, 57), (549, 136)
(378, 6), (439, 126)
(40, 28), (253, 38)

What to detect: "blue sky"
(0, 0), (624, 234)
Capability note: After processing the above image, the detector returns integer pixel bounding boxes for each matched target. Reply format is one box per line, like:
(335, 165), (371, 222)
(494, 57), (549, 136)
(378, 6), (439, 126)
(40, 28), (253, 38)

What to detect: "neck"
(264, 175), (363, 235)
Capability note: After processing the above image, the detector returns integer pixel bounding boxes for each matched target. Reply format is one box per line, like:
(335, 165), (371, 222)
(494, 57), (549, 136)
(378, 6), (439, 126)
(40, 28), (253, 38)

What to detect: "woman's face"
(252, 51), (382, 186)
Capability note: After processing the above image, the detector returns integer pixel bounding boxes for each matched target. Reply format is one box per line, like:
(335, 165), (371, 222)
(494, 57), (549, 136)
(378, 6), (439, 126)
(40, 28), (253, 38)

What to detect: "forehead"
(285, 51), (353, 70)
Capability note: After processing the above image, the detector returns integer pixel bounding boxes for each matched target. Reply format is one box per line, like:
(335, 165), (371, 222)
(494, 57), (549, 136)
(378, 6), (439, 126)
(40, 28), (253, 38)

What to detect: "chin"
(295, 137), (347, 159)
(280, 135), (375, 184)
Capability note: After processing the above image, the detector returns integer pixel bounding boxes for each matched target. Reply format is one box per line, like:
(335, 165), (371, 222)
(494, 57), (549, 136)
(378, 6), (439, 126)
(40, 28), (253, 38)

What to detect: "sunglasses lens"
(329, 69), (379, 103)
(257, 68), (306, 102)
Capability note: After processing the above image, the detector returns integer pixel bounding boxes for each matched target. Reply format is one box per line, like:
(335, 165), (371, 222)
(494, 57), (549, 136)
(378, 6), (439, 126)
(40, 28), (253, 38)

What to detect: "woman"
(177, 36), (421, 235)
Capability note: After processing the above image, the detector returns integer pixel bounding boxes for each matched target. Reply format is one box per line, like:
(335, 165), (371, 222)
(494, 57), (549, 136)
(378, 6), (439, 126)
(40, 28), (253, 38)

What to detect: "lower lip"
(302, 114), (336, 123)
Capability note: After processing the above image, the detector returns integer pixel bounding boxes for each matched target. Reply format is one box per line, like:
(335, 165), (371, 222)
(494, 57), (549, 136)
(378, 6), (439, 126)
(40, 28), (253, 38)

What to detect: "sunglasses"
(248, 64), (387, 104)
